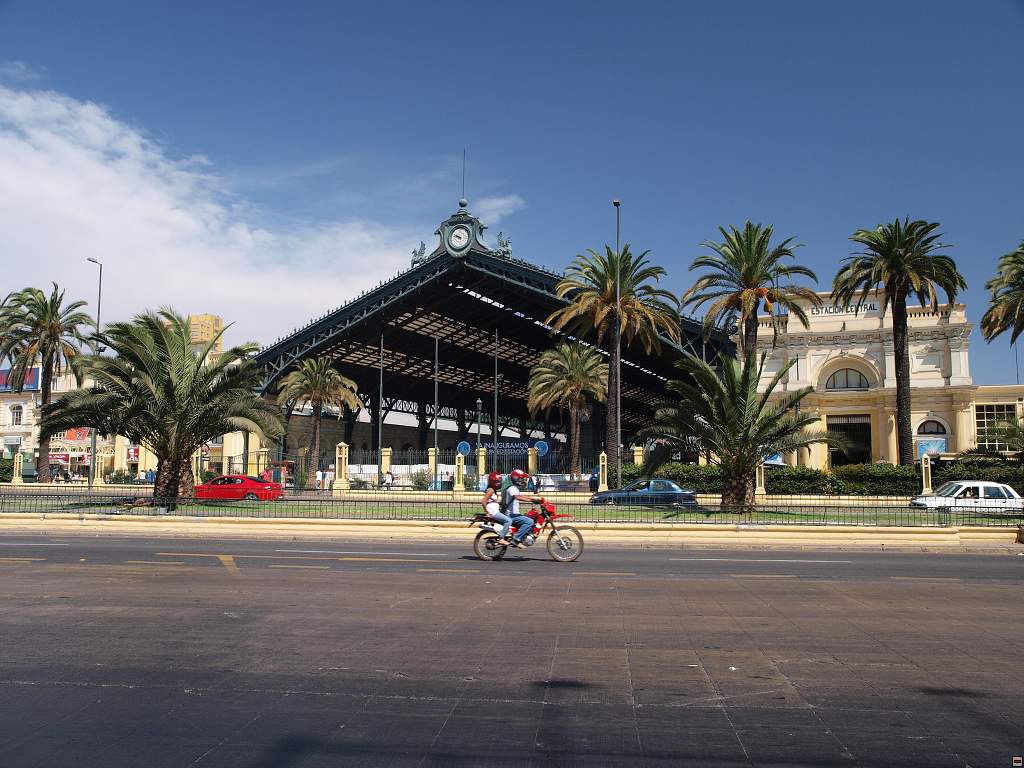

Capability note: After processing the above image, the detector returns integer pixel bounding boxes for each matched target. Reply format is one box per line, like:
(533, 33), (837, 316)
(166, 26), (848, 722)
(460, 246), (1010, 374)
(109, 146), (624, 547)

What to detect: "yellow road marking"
(156, 552), (447, 564)
(572, 571), (636, 576)
(890, 577), (961, 581)
(125, 560), (185, 565)
(269, 564), (330, 570)
(217, 555), (240, 574)
(156, 553), (220, 558)
(417, 568), (480, 573)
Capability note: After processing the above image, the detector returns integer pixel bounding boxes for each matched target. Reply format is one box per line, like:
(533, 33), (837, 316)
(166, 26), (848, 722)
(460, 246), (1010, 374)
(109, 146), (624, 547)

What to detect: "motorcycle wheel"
(473, 530), (507, 561)
(546, 526), (584, 562)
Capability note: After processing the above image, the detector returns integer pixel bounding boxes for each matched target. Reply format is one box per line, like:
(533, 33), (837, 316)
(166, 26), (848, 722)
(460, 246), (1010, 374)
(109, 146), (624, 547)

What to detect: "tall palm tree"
(276, 357), (361, 489)
(980, 241), (1024, 344)
(0, 284), (92, 483)
(833, 218), (966, 465)
(40, 309), (282, 502)
(547, 244), (679, 472)
(682, 221), (821, 357)
(641, 353), (843, 509)
(527, 343), (608, 479)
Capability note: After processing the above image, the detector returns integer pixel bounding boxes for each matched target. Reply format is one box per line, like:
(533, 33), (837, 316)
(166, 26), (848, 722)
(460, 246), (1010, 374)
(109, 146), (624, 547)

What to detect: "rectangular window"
(975, 404), (1016, 451)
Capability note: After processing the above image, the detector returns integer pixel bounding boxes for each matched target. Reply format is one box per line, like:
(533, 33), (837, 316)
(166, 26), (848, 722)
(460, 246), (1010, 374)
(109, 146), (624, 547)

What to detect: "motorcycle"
(470, 498), (584, 562)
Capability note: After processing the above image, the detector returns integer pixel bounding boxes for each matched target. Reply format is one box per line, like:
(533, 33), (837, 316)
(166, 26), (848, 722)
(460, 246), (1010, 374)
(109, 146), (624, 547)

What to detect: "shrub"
(933, 455), (1024, 494)
(200, 469), (218, 483)
(829, 463), (918, 496)
(108, 469), (136, 485)
(410, 469), (430, 491)
(0, 457), (12, 483)
(764, 466), (833, 495)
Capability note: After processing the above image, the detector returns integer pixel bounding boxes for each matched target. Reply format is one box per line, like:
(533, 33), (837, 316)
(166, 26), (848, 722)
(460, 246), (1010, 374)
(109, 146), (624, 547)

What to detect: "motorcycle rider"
(503, 468), (542, 546)
(481, 471), (513, 546)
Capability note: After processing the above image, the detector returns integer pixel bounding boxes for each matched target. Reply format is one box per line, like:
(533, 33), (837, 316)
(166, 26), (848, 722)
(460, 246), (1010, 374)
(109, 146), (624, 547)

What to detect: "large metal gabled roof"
(254, 204), (733, 432)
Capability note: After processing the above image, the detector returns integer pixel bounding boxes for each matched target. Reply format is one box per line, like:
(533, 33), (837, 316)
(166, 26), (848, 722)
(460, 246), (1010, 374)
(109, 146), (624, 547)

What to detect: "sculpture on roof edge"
(494, 231), (512, 259)
(410, 241), (427, 267)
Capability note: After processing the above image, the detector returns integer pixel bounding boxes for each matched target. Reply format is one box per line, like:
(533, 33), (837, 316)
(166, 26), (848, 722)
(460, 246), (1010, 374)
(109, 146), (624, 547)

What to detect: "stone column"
(428, 447), (437, 489)
(887, 412), (898, 463)
(755, 462), (766, 498)
(10, 453), (23, 484)
(381, 447), (392, 475)
(948, 336), (972, 385)
(113, 435), (129, 472)
(954, 405), (974, 453)
(527, 447), (538, 476)
(920, 454), (932, 495)
(882, 341), (897, 388)
(632, 445), (644, 466)
(454, 453), (465, 492)
(332, 442), (350, 495)
(808, 412), (830, 469)
(598, 451), (608, 492)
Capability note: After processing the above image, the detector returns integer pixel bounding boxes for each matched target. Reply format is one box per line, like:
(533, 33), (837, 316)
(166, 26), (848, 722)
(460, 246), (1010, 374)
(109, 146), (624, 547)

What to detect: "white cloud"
(0, 85), (431, 348)
(0, 61), (43, 84)
(475, 194), (526, 224)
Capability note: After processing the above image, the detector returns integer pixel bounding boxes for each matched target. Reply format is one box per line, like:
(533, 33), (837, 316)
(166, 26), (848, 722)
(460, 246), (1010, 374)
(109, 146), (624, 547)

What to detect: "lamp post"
(86, 257), (102, 486)
(612, 199), (621, 488)
(475, 397), (483, 451)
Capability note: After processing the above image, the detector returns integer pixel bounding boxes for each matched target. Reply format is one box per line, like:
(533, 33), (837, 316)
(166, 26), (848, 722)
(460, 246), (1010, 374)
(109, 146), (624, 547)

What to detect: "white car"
(910, 480), (1024, 512)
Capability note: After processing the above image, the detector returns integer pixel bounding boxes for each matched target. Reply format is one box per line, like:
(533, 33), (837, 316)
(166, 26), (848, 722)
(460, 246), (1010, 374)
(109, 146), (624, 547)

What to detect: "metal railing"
(1, 490), (1021, 527)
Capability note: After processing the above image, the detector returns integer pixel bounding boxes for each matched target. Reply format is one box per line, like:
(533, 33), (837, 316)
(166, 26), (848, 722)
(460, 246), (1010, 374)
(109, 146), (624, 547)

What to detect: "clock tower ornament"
(434, 198), (487, 258)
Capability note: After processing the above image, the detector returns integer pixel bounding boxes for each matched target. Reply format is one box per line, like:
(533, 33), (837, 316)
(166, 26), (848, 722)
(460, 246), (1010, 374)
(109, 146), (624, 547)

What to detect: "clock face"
(448, 226), (470, 250)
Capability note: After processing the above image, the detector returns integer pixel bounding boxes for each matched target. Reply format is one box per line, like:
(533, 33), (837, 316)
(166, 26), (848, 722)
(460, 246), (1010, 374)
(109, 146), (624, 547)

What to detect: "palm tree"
(833, 218), (966, 465)
(682, 221), (821, 357)
(980, 241), (1024, 344)
(640, 353), (843, 509)
(40, 309), (283, 502)
(547, 245), (679, 472)
(0, 284), (92, 483)
(276, 357), (361, 489)
(527, 343), (608, 479)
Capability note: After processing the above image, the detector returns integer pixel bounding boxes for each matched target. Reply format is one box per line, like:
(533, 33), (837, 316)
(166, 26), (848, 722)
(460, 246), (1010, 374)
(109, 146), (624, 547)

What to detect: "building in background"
(756, 290), (1024, 469)
(187, 313), (224, 354)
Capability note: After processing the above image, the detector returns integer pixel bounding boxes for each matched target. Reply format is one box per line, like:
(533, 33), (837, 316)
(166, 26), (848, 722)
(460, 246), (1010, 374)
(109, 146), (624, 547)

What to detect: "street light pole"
(86, 257), (102, 486)
(475, 397), (482, 452)
(612, 199), (621, 488)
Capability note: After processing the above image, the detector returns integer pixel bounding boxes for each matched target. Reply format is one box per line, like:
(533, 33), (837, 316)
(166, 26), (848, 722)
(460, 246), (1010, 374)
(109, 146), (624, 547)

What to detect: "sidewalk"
(1, 513), (1020, 552)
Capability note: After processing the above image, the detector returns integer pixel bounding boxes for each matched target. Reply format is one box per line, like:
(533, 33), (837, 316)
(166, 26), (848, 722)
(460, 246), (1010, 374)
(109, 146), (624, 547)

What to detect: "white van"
(910, 481), (1024, 512)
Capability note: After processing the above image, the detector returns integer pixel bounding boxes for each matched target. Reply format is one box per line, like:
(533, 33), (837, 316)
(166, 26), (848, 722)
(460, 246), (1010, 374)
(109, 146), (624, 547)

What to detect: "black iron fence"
(2, 490), (1022, 527)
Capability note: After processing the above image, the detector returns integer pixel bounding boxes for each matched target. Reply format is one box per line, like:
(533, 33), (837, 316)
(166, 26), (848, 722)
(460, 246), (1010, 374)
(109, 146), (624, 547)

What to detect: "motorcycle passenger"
(504, 469), (542, 547)
(481, 471), (513, 546)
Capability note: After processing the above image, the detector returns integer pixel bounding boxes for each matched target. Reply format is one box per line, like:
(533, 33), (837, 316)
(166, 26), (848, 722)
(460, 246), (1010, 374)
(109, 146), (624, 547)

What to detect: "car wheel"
(604, 499), (617, 506)
(244, 493), (258, 501)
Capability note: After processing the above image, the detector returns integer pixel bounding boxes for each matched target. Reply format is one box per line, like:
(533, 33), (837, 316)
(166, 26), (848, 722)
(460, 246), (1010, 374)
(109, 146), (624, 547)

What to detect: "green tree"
(640, 353), (843, 509)
(276, 357), (361, 489)
(527, 343), (608, 479)
(547, 245), (679, 473)
(832, 218), (966, 465)
(40, 309), (282, 502)
(682, 221), (821, 357)
(980, 241), (1024, 344)
(0, 284), (92, 483)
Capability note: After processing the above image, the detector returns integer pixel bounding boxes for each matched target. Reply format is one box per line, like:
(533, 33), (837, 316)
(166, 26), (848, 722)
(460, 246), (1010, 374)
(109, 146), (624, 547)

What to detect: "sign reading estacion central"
(810, 302), (879, 316)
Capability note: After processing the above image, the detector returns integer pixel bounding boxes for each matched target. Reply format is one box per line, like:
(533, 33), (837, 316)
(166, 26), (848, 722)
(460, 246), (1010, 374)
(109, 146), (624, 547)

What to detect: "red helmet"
(487, 471), (503, 489)
(510, 468), (529, 486)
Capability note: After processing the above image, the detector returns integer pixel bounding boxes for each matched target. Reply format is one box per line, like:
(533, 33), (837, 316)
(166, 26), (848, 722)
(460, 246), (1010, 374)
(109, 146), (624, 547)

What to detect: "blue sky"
(1, 1), (1022, 382)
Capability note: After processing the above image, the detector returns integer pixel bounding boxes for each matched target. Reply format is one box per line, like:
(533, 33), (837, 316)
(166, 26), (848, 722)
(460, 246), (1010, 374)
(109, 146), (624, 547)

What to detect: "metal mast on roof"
(377, 333), (384, 483)
(433, 336), (439, 454)
(493, 328), (499, 453)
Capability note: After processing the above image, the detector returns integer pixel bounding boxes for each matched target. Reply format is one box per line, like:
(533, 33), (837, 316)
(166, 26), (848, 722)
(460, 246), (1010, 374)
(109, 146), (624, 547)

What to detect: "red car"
(195, 475), (283, 501)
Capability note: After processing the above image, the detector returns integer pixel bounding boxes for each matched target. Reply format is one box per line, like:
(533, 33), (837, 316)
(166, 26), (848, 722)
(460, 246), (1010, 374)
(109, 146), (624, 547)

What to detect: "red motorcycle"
(470, 498), (584, 562)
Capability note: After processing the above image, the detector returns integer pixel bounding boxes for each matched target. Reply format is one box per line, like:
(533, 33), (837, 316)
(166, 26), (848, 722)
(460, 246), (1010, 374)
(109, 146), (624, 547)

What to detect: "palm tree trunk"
(36, 358), (54, 484)
(154, 458), (180, 502)
(892, 294), (914, 465)
(177, 460), (195, 499)
(306, 400), (321, 490)
(569, 403), (581, 480)
(606, 332), (621, 479)
(742, 310), (759, 359)
(721, 467), (756, 511)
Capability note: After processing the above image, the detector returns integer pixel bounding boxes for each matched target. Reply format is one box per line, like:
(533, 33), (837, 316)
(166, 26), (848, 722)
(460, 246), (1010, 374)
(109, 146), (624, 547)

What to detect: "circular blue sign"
(534, 440), (549, 457)
(456, 441), (472, 456)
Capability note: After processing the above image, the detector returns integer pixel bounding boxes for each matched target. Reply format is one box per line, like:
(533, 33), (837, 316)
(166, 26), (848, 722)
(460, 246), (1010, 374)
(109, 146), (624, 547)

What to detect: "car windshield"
(933, 482), (963, 497)
(246, 477), (267, 483)
(623, 481), (647, 492)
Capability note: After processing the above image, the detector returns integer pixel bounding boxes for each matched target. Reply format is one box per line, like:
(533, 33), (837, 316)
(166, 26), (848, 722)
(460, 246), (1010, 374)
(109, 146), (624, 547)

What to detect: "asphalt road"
(0, 534), (1021, 767)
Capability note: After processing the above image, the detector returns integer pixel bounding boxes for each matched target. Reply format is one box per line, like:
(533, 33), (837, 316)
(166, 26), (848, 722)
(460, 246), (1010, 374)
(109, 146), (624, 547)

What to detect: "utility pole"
(612, 199), (621, 489)
(86, 257), (102, 486)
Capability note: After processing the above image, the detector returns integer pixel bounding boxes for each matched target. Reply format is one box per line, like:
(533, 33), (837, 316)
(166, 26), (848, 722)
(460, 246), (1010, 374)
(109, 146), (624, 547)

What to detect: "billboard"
(0, 367), (41, 392)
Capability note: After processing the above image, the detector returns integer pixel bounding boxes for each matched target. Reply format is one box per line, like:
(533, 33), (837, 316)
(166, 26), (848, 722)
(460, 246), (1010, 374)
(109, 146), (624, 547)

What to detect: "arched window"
(917, 420), (947, 435)
(825, 368), (870, 391)
(9, 405), (22, 426)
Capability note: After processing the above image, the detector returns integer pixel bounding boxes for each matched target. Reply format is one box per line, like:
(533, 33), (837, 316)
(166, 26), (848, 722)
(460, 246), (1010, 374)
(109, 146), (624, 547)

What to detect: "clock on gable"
(435, 198), (486, 257)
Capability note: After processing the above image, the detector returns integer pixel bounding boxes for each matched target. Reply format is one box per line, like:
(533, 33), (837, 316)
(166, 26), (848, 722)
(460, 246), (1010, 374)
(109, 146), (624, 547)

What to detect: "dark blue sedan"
(590, 479), (698, 507)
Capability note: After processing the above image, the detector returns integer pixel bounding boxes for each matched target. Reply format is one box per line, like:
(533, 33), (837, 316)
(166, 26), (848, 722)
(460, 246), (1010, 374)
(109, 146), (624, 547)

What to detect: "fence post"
(921, 454), (932, 495)
(527, 447), (538, 476)
(10, 453), (23, 484)
(381, 446), (392, 476)
(428, 447), (437, 489)
(755, 462), (766, 498)
(332, 442), (350, 495)
(477, 446), (487, 479)
(454, 453), (465, 493)
(632, 445), (644, 466)
(598, 451), (608, 492)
